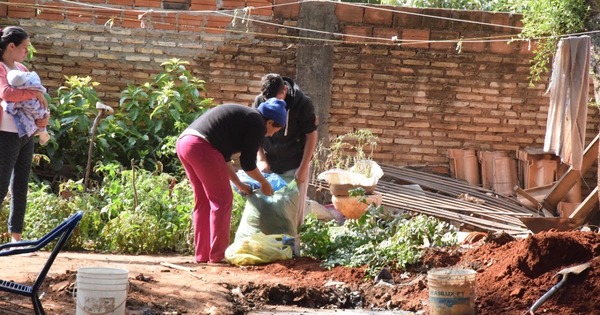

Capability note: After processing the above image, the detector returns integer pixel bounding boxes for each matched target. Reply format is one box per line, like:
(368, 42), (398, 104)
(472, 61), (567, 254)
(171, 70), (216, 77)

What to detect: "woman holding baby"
(0, 26), (49, 244)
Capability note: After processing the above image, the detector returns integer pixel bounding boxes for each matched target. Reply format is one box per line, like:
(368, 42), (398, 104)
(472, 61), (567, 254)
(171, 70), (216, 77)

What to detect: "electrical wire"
(51, 0), (525, 46)
(3, 0), (597, 47)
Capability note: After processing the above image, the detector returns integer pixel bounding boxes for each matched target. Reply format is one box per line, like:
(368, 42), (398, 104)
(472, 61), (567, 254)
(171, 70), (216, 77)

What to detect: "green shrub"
(23, 181), (104, 251)
(103, 58), (213, 173)
(35, 58), (213, 183)
(300, 207), (458, 277)
(38, 76), (100, 177)
(21, 163), (248, 255)
(24, 164), (194, 254)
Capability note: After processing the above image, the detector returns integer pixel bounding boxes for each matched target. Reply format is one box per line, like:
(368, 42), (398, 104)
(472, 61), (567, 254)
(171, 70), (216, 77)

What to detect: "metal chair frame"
(0, 211), (84, 315)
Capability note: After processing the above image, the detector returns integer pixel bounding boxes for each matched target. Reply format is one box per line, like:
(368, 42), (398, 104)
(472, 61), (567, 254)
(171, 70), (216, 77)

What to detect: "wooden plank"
(568, 187), (599, 225)
(160, 262), (196, 272)
(514, 186), (554, 217)
(541, 134), (599, 214)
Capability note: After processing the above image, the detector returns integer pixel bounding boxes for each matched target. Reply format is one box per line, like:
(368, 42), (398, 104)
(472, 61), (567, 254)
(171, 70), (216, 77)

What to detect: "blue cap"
(257, 97), (287, 127)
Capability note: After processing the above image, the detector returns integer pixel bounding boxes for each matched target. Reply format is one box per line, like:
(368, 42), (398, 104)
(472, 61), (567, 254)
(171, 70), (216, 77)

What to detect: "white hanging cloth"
(543, 36), (591, 171)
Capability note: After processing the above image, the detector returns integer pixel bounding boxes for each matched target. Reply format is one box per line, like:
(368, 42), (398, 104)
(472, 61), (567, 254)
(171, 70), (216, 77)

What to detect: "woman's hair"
(260, 73), (285, 99)
(263, 117), (283, 128)
(0, 26), (29, 60)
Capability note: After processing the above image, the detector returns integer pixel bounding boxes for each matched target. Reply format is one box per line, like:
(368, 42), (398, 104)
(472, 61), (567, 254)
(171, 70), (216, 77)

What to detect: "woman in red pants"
(176, 98), (287, 264)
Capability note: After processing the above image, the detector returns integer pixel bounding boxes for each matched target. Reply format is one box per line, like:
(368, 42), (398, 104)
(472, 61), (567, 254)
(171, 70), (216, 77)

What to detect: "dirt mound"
(462, 230), (600, 315)
(229, 231), (600, 314)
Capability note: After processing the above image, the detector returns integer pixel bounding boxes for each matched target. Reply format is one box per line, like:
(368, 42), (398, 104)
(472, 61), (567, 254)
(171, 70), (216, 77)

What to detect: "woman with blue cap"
(176, 98), (286, 264)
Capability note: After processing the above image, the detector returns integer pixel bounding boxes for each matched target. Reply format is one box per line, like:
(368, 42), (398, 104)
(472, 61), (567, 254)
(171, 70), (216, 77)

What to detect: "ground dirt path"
(1, 230), (600, 315)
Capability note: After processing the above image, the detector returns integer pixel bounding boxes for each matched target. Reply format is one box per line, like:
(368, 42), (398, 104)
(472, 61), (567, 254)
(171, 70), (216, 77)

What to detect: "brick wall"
(1, 0), (598, 176)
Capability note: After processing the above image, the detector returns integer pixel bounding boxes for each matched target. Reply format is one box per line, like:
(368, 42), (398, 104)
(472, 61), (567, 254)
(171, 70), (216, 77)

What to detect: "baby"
(3, 69), (50, 145)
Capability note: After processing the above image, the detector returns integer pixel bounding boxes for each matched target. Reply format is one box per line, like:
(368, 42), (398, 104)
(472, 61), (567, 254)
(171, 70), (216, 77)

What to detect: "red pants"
(176, 135), (232, 263)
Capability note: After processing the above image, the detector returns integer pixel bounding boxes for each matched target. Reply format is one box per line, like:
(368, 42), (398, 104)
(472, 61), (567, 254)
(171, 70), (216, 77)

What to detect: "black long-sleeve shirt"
(253, 77), (317, 174)
(186, 104), (265, 171)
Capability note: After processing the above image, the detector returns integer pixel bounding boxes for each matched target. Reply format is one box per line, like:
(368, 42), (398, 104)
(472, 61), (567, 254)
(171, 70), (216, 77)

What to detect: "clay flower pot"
(328, 183), (376, 196)
(331, 192), (383, 219)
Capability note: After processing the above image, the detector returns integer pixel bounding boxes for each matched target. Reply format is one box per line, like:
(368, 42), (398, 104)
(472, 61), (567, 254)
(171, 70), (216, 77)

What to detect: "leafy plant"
(313, 129), (378, 178)
(231, 192), (247, 241)
(298, 215), (339, 260)
(104, 58), (214, 173)
(35, 58), (214, 185)
(21, 160), (249, 254)
(23, 163), (195, 254)
(94, 163), (193, 253)
(300, 207), (457, 277)
(22, 181), (104, 251)
(37, 76), (100, 177)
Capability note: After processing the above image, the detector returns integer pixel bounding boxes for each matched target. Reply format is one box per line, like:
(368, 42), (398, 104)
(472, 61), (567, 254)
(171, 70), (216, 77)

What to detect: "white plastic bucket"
(75, 267), (129, 315)
(428, 268), (476, 315)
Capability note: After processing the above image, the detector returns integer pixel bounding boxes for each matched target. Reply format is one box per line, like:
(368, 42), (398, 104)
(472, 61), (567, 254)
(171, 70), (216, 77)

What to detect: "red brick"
(154, 19), (178, 31)
(32, 0), (64, 21)
(364, 5), (393, 26)
(343, 25), (372, 43)
(246, 1), (272, 17)
(107, 0), (134, 6)
(153, 13), (178, 31)
(190, 3), (216, 10)
(247, 0), (271, 8)
(8, 0), (35, 19)
(481, 12), (510, 33)
(430, 30), (458, 51)
(67, 10), (94, 24)
(401, 29), (429, 49)
(460, 35), (487, 53)
(220, 0), (245, 9)
(372, 27), (399, 44)
(273, 0), (299, 19)
(163, 0), (189, 10)
(451, 10), (482, 31)
(257, 23), (280, 36)
(205, 15), (231, 34)
(178, 12), (204, 32)
(335, 3), (363, 24)
(251, 7), (272, 17)
(0, 3), (6, 17)
(190, 0), (215, 6)
(37, 10), (65, 21)
(519, 39), (537, 56)
(121, 11), (141, 28)
(135, 0), (162, 8)
(92, 9), (117, 26)
(421, 8), (452, 30)
(8, 8), (36, 19)
(514, 16), (524, 28)
(95, 17), (116, 27)
(489, 40), (516, 54)
(393, 7), (422, 28)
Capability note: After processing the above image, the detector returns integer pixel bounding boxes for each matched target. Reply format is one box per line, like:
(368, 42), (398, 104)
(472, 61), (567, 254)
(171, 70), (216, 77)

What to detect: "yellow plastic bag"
(225, 233), (293, 266)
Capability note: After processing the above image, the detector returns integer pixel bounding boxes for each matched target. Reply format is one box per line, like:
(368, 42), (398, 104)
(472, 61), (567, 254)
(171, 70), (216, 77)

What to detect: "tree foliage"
(516, 0), (589, 83)
(379, 0), (513, 11)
